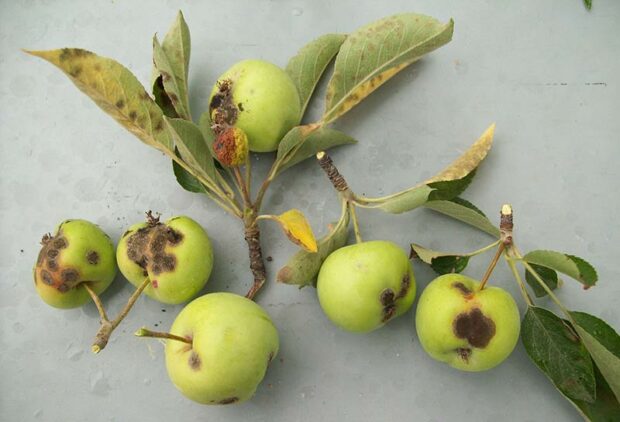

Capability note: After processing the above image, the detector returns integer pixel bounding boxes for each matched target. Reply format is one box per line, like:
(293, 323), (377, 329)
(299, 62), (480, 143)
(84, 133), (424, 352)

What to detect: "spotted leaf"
(322, 13), (454, 123)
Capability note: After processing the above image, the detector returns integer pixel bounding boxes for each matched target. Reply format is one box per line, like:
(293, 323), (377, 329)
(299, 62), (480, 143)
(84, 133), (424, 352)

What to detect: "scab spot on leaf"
(128, 111), (138, 121)
(115, 99), (125, 109)
(453, 308), (496, 348)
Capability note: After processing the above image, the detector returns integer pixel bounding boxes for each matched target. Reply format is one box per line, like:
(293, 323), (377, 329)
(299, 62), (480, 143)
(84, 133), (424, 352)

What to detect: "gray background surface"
(1, 1), (619, 421)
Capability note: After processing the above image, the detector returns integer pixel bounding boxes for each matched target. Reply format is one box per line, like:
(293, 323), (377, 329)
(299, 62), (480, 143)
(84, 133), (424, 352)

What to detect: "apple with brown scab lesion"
(116, 213), (213, 304)
(34, 219), (117, 309)
(415, 273), (520, 371)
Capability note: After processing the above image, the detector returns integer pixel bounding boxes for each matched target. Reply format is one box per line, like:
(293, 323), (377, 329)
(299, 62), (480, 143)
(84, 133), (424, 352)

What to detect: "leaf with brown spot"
(322, 13), (454, 124)
(358, 125), (494, 214)
(152, 22), (191, 120)
(285, 33), (347, 117)
(277, 201), (350, 287)
(165, 118), (217, 183)
(26, 48), (174, 155)
(266, 209), (318, 253)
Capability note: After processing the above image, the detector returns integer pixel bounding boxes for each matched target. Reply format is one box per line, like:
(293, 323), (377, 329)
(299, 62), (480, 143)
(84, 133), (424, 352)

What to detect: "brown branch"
(316, 151), (352, 196)
(244, 221), (267, 300)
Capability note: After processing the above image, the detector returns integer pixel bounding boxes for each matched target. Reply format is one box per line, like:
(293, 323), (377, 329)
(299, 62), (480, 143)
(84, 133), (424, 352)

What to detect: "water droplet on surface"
(90, 370), (111, 396)
(66, 343), (84, 361)
(292, 8), (303, 16)
(143, 378), (151, 386)
(33, 409), (42, 418)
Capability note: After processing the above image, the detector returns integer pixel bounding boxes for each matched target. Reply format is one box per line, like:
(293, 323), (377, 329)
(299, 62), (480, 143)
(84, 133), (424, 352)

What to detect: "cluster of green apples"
(316, 239), (520, 372)
(34, 216), (279, 405)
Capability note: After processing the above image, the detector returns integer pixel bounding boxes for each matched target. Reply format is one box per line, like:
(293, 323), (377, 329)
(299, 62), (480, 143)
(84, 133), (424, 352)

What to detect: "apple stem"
(84, 283), (109, 322)
(90, 276), (151, 354)
(134, 327), (192, 345)
(233, 166), (251, 206)
(478, 242), (505, 290)
(505, 253), (534, 306)
(349, 202), (363, 243)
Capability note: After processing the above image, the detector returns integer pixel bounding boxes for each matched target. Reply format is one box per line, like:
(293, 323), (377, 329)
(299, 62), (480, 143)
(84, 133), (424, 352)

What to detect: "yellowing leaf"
(26, 48), (174, 155)
(323, 13), (454, 124)
(271, 209), (318, 253)
(425, 123), (495, 184)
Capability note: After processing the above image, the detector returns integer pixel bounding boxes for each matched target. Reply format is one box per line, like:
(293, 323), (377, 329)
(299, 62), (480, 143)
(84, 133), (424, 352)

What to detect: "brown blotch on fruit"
(53, 237), (67, 249)
(61, 268), (79, 284)
(456, 347), (472, 362)
(41, 269), (54, 285)
(219, 397), (239, 405)
(57, 283), (70, 293)
(47, 259), (58, 271)
(453, 308), (496, 348)
(87, 250), (99, 265)
(126, 221), (182, 276)
(380, 273), (412, 322)
(209, 79), (238, 133)
(47, 249), (59, 259)
(188, 351), (201, 371)
(453, 282), (473, 298)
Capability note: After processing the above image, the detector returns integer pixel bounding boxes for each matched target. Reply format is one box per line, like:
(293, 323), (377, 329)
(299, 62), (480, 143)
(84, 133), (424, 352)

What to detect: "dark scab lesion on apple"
(379, 273), (412, 323)
(126, 225), (182, 275)
(456, 347), (472, 363)
(452, 282), (472, 296)
(453, 308), (496, 348)
(218, 397), (239, 405)
(86, 250), (99, 265)
(188, 351), (201, 371)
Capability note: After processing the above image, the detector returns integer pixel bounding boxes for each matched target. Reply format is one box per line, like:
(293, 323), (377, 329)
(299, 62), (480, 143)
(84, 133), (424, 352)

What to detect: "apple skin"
(165, 292), (279, 405)
(34, 219), (116, 309)
(415, 274), (520, 372)
(116, 216), (213, 304)
(317, 240), (416, 333)
(209, 59), (301, 152)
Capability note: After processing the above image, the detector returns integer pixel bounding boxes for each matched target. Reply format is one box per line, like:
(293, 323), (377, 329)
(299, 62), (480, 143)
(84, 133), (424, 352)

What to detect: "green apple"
(415, 273), (520, 372)
(165, 292), (279, 404)
(34, 219), (116, 309)
(116, 216), (213, 304)
(209, 59), (301, 152)
(317, 240), (416, 333)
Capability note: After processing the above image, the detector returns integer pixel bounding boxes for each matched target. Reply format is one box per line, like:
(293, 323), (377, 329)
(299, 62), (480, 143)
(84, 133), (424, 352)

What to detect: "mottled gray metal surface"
(1, 1), (619, 421)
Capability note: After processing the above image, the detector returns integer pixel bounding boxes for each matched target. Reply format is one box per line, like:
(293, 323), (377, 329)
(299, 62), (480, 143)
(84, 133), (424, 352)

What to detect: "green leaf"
(410, 243), (477, 275)
(164, 118), (216, 183)
(172, 157), (206, 193)
(275, 125), (356, 174)
(521, 306), (596, 403)
(523, 250), (598, 289)
(359, 124), (494, 214)
(584, 0), (592, 11)
(571, 312), (620, 402)
(564, 365), (620, 422)
(286, 33), (347, 117)
(152, 11), (191, 119)
(26, 48), (174, 155)
(424, 199), (500, 237)
(322, 13), (454, 124)
(277, 201), (350, 287)
(525, 263), (559, 298)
